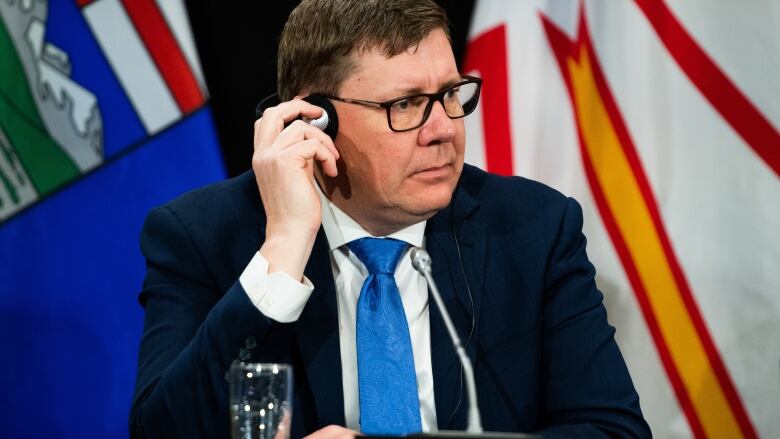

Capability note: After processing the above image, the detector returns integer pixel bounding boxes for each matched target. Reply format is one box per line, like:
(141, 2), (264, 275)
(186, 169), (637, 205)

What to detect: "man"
(130, 0), (651, 438)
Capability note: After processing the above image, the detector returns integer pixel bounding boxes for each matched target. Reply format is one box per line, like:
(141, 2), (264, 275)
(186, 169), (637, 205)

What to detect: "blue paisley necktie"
(347, 237), (422, 435)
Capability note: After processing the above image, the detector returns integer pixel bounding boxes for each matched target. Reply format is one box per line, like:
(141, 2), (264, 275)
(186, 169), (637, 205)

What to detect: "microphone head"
(410, 247), (432, 274)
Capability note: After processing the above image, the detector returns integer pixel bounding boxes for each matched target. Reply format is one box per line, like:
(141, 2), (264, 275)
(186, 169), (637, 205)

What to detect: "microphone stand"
(412, 248), (482, 433)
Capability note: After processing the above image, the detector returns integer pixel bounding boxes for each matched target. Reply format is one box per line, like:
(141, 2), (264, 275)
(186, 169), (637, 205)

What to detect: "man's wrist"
(260, 230), (317, 282)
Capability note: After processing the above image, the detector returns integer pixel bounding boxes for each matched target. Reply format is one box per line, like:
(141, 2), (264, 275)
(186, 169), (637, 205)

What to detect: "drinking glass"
(230, 363), (293, 439)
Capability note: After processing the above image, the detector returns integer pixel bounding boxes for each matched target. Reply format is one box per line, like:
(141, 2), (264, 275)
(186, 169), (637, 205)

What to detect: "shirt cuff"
(239, 251), (314, 323)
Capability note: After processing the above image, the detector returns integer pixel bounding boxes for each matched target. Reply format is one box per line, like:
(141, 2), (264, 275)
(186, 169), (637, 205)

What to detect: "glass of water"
(230, 363), (293, 439)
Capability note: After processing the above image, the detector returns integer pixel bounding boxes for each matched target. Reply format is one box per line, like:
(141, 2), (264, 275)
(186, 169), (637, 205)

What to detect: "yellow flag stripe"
(566, 46), (743, 439)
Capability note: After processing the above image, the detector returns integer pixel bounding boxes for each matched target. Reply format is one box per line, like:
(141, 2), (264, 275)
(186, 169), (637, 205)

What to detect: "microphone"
(411, 248), (482, 434)
(407, 249), (537, 439)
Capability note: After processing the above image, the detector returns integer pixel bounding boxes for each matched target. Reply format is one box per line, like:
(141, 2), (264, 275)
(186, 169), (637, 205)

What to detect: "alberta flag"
(0, 0), (225, 437)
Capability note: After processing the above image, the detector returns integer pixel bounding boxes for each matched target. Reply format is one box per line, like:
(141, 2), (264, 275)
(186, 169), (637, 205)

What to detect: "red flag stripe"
(463, 25), (515, 176)
(635, 0), (780, 177)
(121, 0), (204, 114)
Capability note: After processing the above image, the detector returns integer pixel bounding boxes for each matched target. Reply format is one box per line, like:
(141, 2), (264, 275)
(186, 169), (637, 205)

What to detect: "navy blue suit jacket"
(130, 164), (650, 438)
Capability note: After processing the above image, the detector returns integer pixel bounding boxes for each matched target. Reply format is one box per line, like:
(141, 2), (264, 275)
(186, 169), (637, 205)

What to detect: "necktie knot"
(347, 237), (408, 275)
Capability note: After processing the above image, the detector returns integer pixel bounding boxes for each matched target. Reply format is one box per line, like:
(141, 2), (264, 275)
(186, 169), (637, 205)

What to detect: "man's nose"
(418, 100), (456, 146)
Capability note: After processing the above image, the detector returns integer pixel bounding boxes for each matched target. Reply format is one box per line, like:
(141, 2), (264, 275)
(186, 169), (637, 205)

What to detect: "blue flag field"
(0, 1), (225, 436)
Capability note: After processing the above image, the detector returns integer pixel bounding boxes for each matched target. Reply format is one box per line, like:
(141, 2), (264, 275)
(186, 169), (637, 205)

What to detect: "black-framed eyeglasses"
(321, 74), (482, 132)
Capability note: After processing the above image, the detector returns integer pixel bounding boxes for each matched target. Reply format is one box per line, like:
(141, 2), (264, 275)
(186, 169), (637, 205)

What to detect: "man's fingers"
(254, 117), (338, 160)
(286, 139), (338, 177)
(302, 424), (360, 438)
(255, 99), (326, 147)
(275, 120), (339, 159)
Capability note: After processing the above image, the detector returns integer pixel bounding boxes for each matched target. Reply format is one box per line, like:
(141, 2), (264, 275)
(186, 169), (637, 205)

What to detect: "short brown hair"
(277, 0), (451, 101)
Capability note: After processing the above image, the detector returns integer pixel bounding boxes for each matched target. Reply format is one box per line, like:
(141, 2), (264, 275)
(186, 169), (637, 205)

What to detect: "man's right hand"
(252, 98), (340, 282)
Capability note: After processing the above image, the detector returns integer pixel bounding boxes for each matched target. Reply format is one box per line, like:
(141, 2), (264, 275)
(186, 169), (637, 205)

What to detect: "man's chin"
(400, 188), (455, 219)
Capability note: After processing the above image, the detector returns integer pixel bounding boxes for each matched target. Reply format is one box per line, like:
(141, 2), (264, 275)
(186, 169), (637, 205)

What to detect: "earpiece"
(301, 95), (339, 139)
(255, 93), (339, 139)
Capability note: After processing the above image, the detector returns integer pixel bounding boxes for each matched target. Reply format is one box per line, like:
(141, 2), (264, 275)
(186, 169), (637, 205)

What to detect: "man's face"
(321, 28), (466, 235)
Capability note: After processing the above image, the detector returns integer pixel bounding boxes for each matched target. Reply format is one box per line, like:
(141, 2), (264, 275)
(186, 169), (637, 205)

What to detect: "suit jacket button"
(239, 348), (251, 361)
(245, 336), (256, 349)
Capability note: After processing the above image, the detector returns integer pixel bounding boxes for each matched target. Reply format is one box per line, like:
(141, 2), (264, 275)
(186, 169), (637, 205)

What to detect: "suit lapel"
(295, 228), (346, 427)
(426, 184), (486, 430)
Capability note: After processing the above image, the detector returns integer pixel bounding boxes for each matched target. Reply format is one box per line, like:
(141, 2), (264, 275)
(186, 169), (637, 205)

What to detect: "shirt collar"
(317, 184), (426, 252)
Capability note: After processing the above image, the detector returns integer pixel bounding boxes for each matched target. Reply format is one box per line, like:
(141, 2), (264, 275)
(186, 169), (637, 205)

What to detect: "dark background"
(185, 1), (477, 177)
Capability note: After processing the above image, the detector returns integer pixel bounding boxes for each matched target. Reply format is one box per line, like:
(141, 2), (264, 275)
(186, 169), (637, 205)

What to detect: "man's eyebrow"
(439, 77), (464, 90)
(387, 77), (465, 97)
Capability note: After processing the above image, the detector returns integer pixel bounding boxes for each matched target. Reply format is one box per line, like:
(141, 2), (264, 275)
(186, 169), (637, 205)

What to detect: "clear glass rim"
(230, 362), (292, 374)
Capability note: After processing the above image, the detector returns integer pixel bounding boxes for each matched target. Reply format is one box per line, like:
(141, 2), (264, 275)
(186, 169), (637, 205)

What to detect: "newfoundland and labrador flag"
(0, 0), (224, 436)
(465, 0), (779, 438)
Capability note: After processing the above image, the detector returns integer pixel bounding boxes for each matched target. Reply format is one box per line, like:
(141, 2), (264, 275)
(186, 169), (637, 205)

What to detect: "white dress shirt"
(239, 190), (438, 432)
